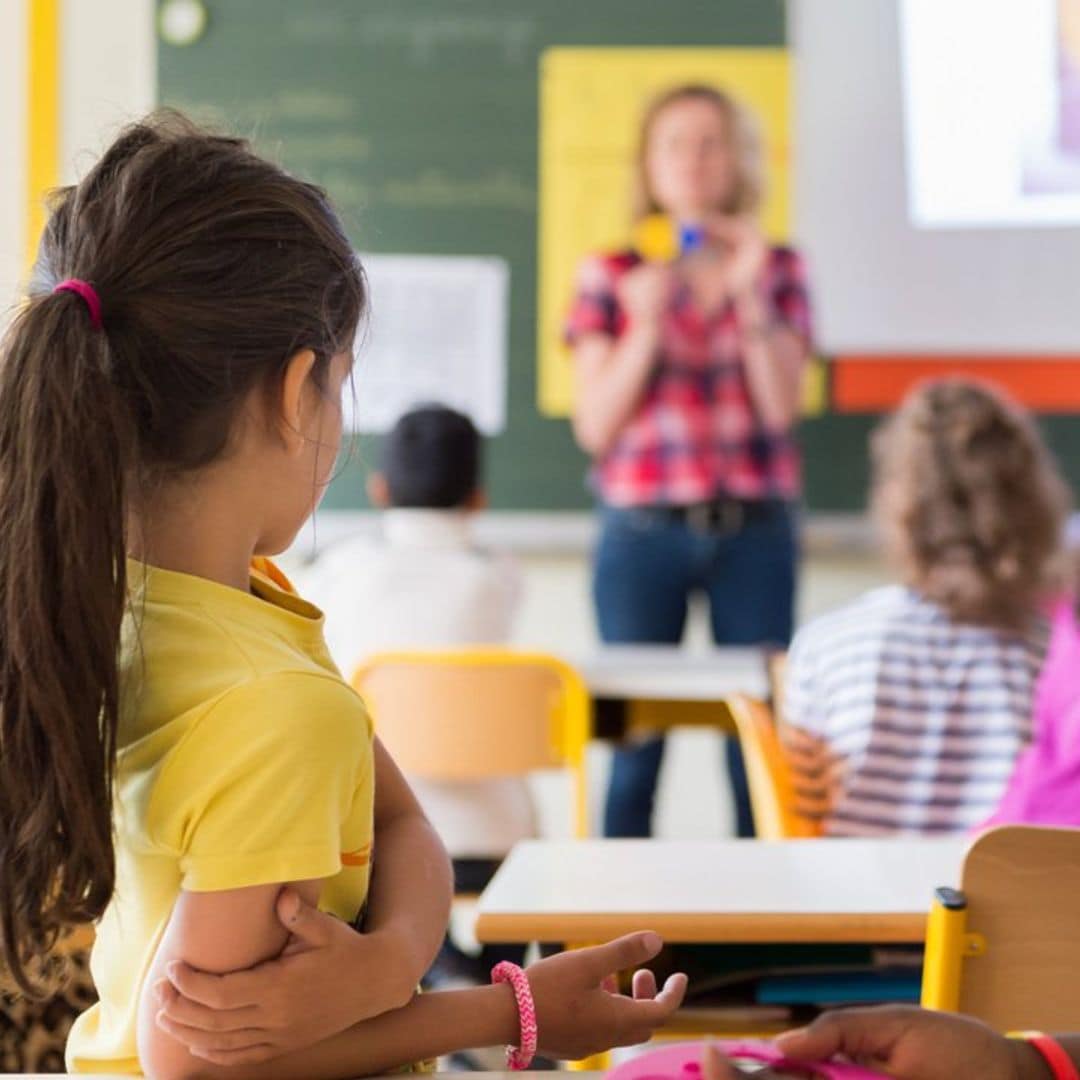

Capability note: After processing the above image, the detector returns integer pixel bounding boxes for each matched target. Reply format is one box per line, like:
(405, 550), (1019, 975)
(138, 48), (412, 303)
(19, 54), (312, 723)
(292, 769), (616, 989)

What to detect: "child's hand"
(701, 1040), (739, 1080)
(781, 725), (844, 823)
(524, 931), (687, 1060)
(154, 888), (413, 1064)
(775, 1005), (1028, 1080)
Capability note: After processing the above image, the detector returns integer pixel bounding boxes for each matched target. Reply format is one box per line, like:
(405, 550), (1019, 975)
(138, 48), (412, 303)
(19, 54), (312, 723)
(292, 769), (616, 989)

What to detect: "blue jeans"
(595, 502), (798, 838)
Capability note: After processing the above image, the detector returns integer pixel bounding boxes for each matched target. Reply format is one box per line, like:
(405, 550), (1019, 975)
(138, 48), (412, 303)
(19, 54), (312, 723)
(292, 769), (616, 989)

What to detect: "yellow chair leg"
(921, 886), (988, 1013)
(571, 1051), (612, 1071)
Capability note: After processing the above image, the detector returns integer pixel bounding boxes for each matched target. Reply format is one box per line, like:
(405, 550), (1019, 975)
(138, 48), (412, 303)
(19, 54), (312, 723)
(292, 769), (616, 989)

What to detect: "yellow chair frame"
(725, 693), (822, 840)
(352, 648), (592, 838)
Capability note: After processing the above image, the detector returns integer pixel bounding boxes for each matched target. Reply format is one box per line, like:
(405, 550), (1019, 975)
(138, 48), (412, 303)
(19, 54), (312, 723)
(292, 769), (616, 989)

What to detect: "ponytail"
(0, 294), (133, 994)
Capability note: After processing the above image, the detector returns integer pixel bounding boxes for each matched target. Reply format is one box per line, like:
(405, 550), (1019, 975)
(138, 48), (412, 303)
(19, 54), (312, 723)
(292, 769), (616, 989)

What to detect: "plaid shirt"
(565, 246), (813, 507)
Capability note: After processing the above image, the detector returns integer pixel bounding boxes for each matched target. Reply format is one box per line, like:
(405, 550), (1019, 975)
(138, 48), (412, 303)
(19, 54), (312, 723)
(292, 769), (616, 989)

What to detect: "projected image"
(1024, 0), (1080, 195)
(901, 0), (1080, 227)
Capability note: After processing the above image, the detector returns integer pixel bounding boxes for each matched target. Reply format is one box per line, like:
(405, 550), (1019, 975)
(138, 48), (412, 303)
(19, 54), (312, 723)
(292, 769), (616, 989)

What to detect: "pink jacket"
(982, 600), (1080, 829)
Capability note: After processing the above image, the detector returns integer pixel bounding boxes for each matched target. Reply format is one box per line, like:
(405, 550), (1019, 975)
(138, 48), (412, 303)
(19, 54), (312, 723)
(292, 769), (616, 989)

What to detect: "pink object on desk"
(607, 1039), (890, 1080)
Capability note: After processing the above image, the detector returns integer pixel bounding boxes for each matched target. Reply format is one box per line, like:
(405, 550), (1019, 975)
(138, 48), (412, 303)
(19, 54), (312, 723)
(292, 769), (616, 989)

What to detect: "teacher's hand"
(617, 262), (676, 329)
(154, 888), (413, 1065)
(707, 215), (768, 301)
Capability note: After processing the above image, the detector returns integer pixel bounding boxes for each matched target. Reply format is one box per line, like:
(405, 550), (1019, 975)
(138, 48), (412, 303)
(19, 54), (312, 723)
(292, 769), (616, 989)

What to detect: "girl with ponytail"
(0, 113), (685, 1078)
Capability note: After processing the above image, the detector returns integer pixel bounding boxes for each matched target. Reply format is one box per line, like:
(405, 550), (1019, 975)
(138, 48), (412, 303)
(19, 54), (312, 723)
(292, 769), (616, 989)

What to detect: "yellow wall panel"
(26, 0), (59, 272)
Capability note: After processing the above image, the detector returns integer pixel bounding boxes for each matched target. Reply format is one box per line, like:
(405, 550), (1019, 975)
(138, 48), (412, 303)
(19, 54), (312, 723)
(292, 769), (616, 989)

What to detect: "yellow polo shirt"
(67, 559), (374, 1074)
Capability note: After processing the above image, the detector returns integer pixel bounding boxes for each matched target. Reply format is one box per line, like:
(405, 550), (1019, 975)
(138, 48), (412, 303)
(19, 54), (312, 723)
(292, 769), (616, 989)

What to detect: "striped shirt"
(785, 586), (1049, 837)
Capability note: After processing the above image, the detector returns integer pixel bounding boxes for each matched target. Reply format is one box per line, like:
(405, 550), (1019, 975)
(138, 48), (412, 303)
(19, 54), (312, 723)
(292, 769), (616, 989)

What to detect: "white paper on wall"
(347, 253), (509, 435)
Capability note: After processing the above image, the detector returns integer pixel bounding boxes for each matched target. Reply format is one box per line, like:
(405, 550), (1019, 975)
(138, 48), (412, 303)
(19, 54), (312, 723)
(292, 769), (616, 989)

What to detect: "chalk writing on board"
(382, 169), (534, 212)
(276, 133), (373, 164)
(273, 90), (355, 122)
(314, 171), (374, 210)
(287, 10), (537, 66)
(168, 100), (231, 131)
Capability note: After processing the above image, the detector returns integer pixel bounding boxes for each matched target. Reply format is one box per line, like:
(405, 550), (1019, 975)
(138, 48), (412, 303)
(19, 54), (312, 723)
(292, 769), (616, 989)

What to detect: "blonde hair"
(631, 84), (765, 222)
(871, 378), (1069, 628)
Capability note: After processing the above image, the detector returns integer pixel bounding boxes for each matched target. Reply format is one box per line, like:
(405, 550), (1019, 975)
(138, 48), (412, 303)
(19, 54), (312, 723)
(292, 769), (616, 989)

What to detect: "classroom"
(3, 0), (1080, 1077)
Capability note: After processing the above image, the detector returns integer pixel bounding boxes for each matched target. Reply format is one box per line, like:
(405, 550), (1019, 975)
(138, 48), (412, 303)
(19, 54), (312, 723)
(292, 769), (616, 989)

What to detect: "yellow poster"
(537, 47), (792, 416)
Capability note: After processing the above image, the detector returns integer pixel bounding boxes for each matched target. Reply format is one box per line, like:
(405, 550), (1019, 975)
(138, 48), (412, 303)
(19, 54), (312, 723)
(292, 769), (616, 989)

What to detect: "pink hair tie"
(491, 961), (537, 1070)
(53, 279), (103, 330)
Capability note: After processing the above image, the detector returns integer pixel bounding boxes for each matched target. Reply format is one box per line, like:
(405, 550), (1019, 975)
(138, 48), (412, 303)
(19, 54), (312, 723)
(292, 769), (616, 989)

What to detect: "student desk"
(476, 838), (967, 945)
(574, 646), (770, 737)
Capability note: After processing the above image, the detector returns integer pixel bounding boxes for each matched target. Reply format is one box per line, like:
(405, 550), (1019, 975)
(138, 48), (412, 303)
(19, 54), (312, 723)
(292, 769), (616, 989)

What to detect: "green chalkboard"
(157, 0), (815, 511)
(801, 411), (1080, 514)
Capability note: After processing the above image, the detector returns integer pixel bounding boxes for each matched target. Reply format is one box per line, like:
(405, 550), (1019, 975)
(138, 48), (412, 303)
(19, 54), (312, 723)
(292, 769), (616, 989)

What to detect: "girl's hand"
(781, 726), (845, 823)
(525, 931), (688, 1060)
(702, 1040), (740, 1080)
(155, 888), (412, 1064)
(775, 1005), (1032, 1080)
(707, 215), (768, 301)
(617, 263), (676, 328)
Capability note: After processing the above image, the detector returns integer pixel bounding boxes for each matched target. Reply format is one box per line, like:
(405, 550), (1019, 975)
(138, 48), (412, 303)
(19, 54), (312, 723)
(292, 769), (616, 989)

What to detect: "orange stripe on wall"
(833, 355), (1080, 412)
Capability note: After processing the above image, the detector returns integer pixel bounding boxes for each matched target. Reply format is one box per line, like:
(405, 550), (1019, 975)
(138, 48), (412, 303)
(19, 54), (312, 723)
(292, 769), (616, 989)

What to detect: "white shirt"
(299, 510), (535, 857)
(785, 586), (1048, 837)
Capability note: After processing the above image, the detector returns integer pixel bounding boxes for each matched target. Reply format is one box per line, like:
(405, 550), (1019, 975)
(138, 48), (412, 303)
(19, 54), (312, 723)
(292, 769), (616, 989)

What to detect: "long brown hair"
(872, 378), (1069, 628)
(631, 83), (765, 222)
(0, 112), (365, 994)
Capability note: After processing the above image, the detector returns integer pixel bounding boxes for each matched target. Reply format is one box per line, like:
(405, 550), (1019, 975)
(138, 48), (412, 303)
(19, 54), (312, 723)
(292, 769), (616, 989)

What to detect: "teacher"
(566, 84), (813, 838)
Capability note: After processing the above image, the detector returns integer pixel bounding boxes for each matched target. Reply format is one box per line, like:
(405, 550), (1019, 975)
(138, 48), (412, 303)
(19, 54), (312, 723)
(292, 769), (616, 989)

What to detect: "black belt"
(644, 497), (788, 533)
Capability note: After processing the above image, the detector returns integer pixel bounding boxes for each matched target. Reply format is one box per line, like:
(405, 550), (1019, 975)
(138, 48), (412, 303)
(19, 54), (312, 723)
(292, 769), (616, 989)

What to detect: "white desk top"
(574, 645), (769, 701)
(476, 838), (966, 944)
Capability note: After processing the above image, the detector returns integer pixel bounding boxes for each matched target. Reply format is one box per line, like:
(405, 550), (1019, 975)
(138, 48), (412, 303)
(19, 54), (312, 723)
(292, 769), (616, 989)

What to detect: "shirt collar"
(382, 508), (474, 550)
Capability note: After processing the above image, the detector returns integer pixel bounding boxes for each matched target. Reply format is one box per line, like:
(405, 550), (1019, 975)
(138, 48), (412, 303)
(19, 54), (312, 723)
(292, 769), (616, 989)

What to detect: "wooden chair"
(725, 694), (821, 840)
(921, 825), (1080, 1031)
(351, 648), (592, 838)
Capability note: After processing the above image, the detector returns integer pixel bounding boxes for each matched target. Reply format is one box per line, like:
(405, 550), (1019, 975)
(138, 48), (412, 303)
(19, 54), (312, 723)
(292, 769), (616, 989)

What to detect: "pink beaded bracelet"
(491, 961), (538, 1070)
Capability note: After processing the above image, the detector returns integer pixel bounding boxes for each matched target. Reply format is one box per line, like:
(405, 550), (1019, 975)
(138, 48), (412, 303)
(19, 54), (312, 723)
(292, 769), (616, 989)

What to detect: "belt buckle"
(686, 503), (712, 534)
(718, 499), (744, 534)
